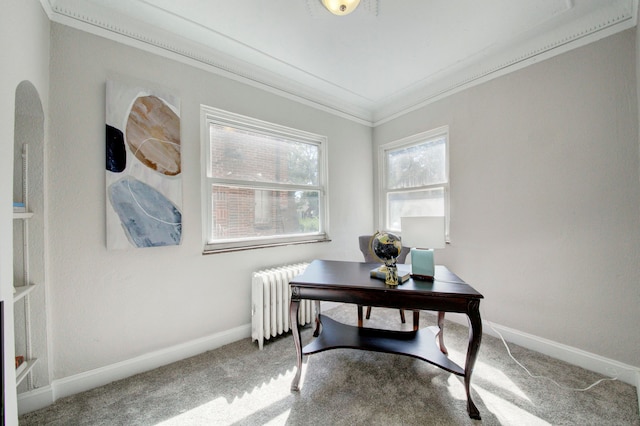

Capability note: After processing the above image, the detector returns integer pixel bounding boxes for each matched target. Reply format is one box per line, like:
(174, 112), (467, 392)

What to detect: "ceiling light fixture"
(321, 0), (361, 16)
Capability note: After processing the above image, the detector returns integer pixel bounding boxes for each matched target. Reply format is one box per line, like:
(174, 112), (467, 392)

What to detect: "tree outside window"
(202, 106), (328, 252)
(380, 127), (449, 237)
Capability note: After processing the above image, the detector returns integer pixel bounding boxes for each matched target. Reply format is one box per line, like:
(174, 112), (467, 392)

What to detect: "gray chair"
(358, 235), (411, 323)
(359, 235), (447, 351)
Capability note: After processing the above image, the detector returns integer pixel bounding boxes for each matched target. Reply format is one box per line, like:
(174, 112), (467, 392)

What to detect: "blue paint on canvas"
(108, 177), (182, 247)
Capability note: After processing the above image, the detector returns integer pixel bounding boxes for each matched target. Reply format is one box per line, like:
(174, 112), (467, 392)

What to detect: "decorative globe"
(371, 231), (402, 264)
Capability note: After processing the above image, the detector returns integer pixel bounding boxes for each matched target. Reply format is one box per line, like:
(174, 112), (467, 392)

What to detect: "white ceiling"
(43, 0), (637, 125)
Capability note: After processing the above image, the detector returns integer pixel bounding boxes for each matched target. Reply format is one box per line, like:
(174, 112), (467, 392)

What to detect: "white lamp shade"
(400, 216), (446, 249)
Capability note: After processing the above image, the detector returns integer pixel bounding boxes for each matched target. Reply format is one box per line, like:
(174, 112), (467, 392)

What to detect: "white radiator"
(251, 262), (313, 349)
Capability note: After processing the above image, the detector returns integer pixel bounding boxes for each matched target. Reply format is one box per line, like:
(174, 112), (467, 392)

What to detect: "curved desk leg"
(290, 298), (302, 391)
(314, 300), (321, 337)
(465, 300), (482, 420)
(437, 311), (448, 354)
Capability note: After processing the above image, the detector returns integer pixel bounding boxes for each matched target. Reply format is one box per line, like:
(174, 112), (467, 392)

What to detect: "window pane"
(254, 190), (271, 224)
(387, 188), (445, 231)
(386, 137), (445, 190)
(209, 124), (319, 186)
(210, 185), (320, 241)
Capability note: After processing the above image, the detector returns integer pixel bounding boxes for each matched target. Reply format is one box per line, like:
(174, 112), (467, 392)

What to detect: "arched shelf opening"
(12, 80), (49, 394)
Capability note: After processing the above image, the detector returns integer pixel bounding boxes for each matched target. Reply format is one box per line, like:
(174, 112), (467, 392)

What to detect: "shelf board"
(16, 358), (38, 387)
(13, 284), (37, 303)
(13, 211), (34, 220)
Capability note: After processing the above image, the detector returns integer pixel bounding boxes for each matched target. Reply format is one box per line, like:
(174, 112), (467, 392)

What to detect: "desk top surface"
(291, 260), (483, 299)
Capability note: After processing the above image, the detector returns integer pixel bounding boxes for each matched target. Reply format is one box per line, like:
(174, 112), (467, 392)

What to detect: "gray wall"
(1, 0), (51, 422)
(374, 29), (640, 366)
(48, 23), (373, 379)
(4, 4), (640, 417)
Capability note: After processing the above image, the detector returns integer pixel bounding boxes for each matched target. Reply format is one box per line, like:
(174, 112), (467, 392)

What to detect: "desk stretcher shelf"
(289, 260), (483, 420)
(303, 314), (464, 376)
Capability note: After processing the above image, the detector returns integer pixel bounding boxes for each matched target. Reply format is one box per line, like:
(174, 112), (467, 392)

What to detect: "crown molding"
(42, 0), (637, 127)
(372, 0), (637, 125)
(44, 0), (376, 125)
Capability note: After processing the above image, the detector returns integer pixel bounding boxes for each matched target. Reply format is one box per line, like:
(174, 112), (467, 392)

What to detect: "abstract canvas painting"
(106, 80), (182, 249)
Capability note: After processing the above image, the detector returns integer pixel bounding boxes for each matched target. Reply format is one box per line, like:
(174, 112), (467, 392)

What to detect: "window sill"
(203, 237), (331, 255)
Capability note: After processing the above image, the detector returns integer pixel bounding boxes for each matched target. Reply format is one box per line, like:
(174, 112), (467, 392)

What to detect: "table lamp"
(400, 216), (446, 280)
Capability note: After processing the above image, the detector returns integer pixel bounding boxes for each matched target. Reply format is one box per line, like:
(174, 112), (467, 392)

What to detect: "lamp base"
(410, 248), (435, 280)
(410, 274), (434, 281)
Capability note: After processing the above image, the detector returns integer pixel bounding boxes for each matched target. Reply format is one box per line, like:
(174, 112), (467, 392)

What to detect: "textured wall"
(375, 29), (640, 367)
(1, 0), (51, 422)
(48, 23), (373, 379)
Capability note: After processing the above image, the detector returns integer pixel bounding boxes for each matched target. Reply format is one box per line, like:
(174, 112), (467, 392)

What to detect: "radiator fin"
(251, 263), (313, 349)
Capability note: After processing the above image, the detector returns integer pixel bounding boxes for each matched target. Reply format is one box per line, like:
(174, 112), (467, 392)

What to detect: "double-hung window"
(202, 106), (328, 252)
(379, 126), (449, 237)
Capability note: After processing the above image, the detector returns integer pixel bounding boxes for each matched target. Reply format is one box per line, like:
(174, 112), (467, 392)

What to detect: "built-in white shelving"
(13, 143), (37, 391)
(15, 358), (38, 387)
(13, 212), (34, 220)
(12, 285), (37, 304)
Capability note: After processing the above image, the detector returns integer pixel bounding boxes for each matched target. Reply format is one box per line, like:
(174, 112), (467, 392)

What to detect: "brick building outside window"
(202, 106), (328, 252)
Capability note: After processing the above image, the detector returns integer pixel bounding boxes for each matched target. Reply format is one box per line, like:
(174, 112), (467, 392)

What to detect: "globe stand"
(384, 260), (399, 286)
(371, 231), (403, 287)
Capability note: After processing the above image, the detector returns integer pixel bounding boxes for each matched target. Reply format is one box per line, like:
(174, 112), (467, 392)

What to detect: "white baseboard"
(444, 312), (640, 386)
(18, 323), (251, 415)
(17, 385), (53, 415)
(18, 312), (640, 416)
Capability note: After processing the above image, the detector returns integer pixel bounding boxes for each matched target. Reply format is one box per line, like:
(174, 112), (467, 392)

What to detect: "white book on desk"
(370, 264), (411, 283)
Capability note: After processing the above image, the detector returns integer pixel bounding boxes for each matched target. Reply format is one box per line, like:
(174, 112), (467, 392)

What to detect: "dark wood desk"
(289, 259), (484, 420)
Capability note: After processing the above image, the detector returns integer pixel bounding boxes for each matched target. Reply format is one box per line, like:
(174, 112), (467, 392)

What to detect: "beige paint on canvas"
(125, 95), (181, 176)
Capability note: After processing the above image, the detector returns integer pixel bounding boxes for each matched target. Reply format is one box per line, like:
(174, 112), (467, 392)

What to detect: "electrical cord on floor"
(483, 315), (619, 392)
(432, 278), (624, 391)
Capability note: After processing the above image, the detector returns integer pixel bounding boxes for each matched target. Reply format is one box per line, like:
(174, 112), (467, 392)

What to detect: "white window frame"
(378, 125), (450, 240)
(201, 105), (329, 253)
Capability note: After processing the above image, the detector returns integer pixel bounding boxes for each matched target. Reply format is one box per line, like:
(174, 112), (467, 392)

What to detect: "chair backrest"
(358, 235), (410, 264)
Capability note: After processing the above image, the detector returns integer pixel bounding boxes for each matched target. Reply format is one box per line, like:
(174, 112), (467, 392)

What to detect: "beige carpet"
(20, 305), (639, 425)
